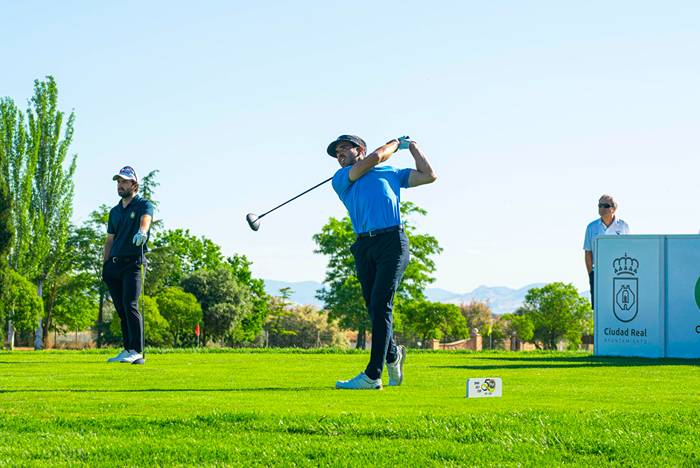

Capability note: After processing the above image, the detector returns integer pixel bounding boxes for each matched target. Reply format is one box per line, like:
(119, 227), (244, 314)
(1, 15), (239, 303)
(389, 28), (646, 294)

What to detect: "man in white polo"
(583, 194), (630, 309)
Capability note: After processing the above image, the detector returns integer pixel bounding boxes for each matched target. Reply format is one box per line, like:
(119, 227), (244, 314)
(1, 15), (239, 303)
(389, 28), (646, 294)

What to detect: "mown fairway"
(0, 349), (698, 466)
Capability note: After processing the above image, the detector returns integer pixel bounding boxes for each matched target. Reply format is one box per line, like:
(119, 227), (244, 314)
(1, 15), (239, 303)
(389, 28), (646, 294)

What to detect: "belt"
(357, 225), (403, 239)
(110, 256), (141, 263)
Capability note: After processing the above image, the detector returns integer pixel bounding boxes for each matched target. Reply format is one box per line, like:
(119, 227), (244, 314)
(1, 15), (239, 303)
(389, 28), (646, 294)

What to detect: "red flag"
(195, 323), (200, 337)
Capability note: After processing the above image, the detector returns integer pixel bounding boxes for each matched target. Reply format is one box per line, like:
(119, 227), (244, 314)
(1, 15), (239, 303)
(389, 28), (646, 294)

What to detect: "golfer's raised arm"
(349, 139), (400, 181)
(407, 141), (437, 187)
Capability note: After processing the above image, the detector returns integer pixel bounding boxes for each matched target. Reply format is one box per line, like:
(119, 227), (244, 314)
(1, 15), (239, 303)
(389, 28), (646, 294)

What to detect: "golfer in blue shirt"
(329, 135), (437, 390)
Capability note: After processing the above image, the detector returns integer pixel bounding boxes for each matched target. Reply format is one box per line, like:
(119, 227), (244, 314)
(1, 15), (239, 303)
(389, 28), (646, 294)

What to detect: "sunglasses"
(598, 203), (613, 209)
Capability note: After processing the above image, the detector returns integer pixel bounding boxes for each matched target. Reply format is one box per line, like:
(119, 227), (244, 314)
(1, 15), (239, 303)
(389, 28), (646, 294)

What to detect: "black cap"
(326, 135), (367, 158)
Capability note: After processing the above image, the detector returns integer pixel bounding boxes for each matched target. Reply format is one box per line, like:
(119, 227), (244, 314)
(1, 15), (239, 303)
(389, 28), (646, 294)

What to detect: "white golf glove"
(132, 230), (148, 246)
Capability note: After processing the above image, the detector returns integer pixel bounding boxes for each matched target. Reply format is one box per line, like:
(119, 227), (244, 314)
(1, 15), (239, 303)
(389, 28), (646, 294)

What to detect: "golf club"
(246, 176), (332, 231)
(132, 242), (146, 365)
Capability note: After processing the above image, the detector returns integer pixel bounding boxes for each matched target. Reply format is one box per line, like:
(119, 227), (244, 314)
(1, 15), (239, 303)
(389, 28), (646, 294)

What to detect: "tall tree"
(1, 96), (37, 348)
(0, 169), (14, 347)
(24, 77), (78, 348)
(313, 202), (442, 348)
(0, 97), (37, 278)
(0, 129), (14, 263)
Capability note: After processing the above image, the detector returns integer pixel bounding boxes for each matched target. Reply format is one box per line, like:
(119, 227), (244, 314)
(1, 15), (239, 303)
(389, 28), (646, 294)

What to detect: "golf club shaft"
(141, 242), (145, 358)
(258, 176), (332, 219)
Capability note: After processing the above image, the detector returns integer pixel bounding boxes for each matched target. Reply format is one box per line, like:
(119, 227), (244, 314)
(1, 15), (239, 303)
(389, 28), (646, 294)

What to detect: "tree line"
(1, 77), (592, 351)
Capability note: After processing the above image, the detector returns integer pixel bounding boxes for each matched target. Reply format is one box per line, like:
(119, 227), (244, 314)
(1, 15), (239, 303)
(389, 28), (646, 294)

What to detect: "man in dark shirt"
(102, 166), (154, 363)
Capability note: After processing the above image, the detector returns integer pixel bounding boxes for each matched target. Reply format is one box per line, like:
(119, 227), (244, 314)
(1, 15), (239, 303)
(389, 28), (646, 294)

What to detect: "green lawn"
(1, 349), (698, 466)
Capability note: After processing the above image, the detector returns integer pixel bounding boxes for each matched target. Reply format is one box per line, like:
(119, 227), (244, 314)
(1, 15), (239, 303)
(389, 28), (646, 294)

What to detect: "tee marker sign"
(467, 378), (502, 398)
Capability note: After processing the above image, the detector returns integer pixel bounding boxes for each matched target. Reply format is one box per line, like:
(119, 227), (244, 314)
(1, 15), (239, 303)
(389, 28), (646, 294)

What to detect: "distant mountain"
(425, 283), (547, 314)
(263, 279), (548, 314)
(422, 287), (462, 302)
(263, 280), (325, 307)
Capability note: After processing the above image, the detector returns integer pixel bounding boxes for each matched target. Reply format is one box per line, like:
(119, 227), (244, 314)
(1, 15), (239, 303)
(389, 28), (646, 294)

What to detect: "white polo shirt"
(583, 217), (630, 265)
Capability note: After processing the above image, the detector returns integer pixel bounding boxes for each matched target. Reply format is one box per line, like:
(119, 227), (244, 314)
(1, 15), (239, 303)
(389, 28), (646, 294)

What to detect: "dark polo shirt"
(107, 195), (154, 257)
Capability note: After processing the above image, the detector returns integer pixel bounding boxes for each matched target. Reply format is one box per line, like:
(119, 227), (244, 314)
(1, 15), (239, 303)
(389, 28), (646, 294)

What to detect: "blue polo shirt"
(107, 195), (154, 257)
(583, 217), (630, 265)
(332, 165), (412, 234)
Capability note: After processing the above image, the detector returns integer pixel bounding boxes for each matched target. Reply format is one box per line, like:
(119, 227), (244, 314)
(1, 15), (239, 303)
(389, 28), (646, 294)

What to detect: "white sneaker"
(335, 372), (382, 390)
(119, 350), (143, 364)
(107, 349), (131, 363)
(387, 345), (406, 386)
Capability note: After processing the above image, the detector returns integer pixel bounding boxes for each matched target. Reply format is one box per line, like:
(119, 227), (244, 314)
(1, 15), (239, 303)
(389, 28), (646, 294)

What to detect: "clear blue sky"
(2, 1), (699, 292)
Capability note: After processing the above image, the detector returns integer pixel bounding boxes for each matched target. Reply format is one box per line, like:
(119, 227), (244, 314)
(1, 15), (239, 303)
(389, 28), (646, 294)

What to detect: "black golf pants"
(589, 271), (595, 310)
(352, 230), (410, 381)
(102, 257), (144, 353)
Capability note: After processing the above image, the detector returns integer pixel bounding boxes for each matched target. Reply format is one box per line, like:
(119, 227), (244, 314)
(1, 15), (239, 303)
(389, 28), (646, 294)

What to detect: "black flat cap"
(326, 134), (367, 157)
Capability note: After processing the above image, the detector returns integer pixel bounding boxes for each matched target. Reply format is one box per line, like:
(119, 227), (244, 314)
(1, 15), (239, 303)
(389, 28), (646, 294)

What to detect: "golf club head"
(246, 213), (261, 231)
(131, 358), (145, 365)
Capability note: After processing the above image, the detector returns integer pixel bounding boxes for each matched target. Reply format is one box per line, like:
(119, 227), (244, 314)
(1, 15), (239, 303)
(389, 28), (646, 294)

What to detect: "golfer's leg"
(589, 271), (595, 309)
(103, 264), (129, 351)
(364, 232), (410, 380)
(353, 239), (377, 355)
(122, 262), (143, 353)
(382, 232), (409, 364)
(352, 239), (374, 310)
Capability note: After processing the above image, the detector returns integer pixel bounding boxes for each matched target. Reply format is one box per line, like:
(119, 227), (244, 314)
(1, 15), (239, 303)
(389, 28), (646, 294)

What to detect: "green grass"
(1, 349), (698, 466)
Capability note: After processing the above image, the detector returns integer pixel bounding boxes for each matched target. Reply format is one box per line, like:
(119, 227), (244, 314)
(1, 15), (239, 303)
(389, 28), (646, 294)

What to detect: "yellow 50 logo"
(481, 379), (497, 393)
